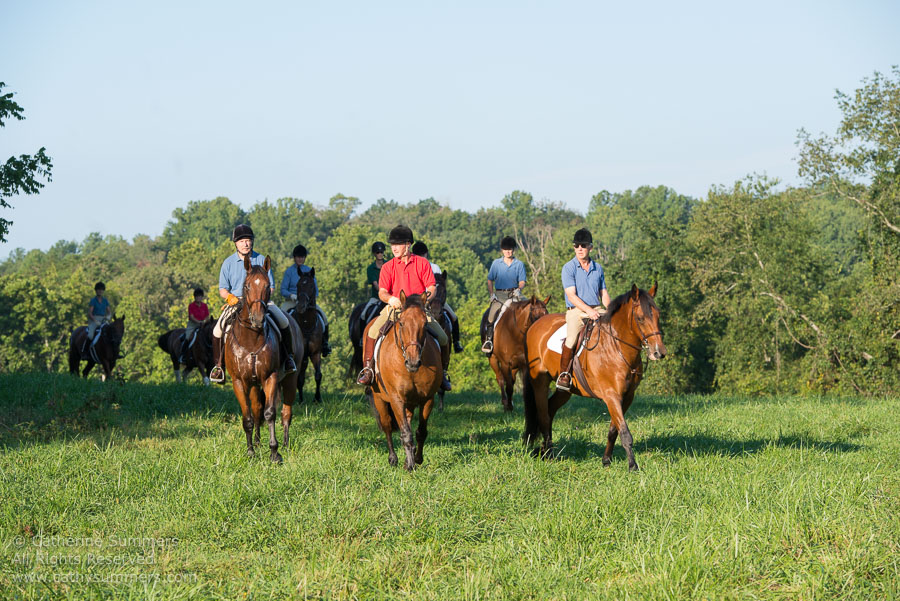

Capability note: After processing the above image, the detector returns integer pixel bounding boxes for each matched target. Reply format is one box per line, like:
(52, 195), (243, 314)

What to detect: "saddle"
(79, 324), (106, 361)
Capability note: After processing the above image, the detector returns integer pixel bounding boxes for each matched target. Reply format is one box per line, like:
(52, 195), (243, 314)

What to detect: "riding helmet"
(573, 228), (593, 246)
(500, 236), (517, 250)
(387, 225), (414, 245)
(411, 241), (429, 257)
(292, 244), (308, 258)
(232, 224), (255, 242)
(371, 241), (386, 254)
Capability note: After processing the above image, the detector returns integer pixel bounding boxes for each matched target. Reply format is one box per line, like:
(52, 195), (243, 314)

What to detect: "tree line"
(1, 69), (897, 396)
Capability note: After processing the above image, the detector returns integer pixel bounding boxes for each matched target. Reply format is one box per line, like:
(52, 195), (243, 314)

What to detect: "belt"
(496, 288), (517, 291)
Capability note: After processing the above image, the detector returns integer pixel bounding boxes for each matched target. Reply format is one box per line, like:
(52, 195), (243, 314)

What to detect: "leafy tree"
(0, 82), (53, 242)
(161, 197), (246, 251)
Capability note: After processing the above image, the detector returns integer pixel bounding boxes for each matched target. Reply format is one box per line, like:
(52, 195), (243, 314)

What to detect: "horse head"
(428, 271), (448, 317)
(295, 266), (316, 313)
(396, 291), (428, 373)
(243, 255), (271, 330)
(628, 282), (666, 360)
(529, 295), (550, 323)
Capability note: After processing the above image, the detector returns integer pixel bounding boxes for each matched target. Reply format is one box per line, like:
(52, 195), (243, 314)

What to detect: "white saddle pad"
(546, 324), (567, 354)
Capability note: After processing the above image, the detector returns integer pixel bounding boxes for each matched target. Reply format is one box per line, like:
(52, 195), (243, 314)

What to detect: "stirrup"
(357, 366), (374, 386)
(453, 341), (464, 353)
(209, 366), (225, 383)
(441, 372), (452, 392)
(284, 356), (297, 374)
(556, 371), (572, 392)
(481, 339), (493, 354)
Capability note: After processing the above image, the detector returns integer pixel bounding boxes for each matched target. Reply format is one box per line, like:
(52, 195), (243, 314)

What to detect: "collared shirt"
(379, 254), (435, 297)
(488, 257), (526, 290)
(366, 261), (382, 297)
(281, 264), (318, 298)
(561, 256), (606, 308)
(188, 301), (210, 321)
(218, 251), (274, 297)
(89, 296), (109, 317)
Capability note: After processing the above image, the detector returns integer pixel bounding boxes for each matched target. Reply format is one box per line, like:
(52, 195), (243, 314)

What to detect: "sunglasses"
(573, 243), (592, 249)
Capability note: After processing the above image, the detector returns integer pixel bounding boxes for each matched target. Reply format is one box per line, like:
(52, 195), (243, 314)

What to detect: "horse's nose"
(651, 343), (668, 360)
(405, 361), (420, 373)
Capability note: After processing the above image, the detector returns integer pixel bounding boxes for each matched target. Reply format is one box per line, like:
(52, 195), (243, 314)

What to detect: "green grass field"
(1, 372), (898, 600)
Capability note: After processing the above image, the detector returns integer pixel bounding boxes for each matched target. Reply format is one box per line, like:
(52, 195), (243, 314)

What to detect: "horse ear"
(309, 267), (315, 278)
(631, 283), (639, 300)
(649, 281), (657, 298)
(263, 255), (271, 272)
(399, 290), (407, 305)
(243, 255), (251, 272)
(441, 271), (448, 282)
(120, 313), (126, 321)
(543, 295), (551, 305)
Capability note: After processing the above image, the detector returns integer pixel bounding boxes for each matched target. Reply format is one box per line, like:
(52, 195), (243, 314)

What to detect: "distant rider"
(279, 243), (331, 356)
(84, 281), (111, 352)
(481, 236), (526, 354)
(179, 287), (210, 364)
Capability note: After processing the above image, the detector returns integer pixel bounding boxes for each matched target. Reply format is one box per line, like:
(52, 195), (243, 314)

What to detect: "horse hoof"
(388, 455), (398, 467)
(628, 463), (640, 472)
(602, 458), (612, 468)
(247, 448), (256, 458)
(414, 454), (423, 465)
(271, 452), (283, 464)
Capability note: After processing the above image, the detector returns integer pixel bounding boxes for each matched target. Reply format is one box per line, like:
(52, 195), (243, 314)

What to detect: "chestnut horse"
(288, 267), (325, 404)
(523, 284), (666, 470)
(226, 255), (303, 463)
(157, 319), (214, 384)
(364, 292), (441, 470)
(68, 315), (126, 381)
(480, 295), (550, 411)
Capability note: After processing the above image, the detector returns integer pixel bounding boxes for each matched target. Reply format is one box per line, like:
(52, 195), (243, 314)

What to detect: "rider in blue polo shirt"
(557, 228), (611, 391)
(208, 224), (297, 383)
(482, 236), (527, 354)
(279, 243), (331, 356)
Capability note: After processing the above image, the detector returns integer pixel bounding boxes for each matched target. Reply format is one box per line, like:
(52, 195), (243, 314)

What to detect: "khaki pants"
(487, 289), (522, 323)
(366, 304), (448, 346)
(87, 315), (107, 339)
(565, 306), (605, 349)
(214, 301), (288, 338)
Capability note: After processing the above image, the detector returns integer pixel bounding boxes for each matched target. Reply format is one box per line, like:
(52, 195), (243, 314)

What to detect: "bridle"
(238, 276), (269, 331)
(593, 299), (664, 374)
(392, 305), (425, 365)
(514, 299), (546, 335)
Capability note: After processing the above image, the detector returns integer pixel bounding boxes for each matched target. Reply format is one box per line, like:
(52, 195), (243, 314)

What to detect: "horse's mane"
(600, 288), (658, 324)
(402, 294), (426, 310)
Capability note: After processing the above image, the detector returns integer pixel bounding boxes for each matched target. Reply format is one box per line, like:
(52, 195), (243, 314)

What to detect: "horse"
(523, 284), (666, 470)
(226, 255), (304, 463)
(480, 295), (550, 411)
(349, 297), (385, 375)
(157, 319), (215, 385)
(428, 271), (452, 411)
(364, 291), (441, 470)
(286, 267), (325, 404)
(68, 315), (126, 381)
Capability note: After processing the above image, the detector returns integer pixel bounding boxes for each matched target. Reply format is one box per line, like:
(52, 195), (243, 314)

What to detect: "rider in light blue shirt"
(279, 244), (330, 356)
(482, 236), (527, 354)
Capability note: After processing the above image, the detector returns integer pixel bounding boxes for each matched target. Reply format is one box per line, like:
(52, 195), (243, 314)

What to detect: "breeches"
(213, 301), (288, 338)
(366, 305), (448, 346)
(87, 316), (105, 338)
(487, 289), (521, 323)
(565, 306), (602, 349)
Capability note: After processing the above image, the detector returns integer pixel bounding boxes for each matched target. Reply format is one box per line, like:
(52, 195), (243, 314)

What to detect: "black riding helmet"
(232, 224), (254, 242)
(292, 244), (308, 258)
(411, 241), (429, 257)
(371, 241), (386, 254)
(387, 225), (414, 245)
(500, 236), (516, 250)
(573, 228), (593, 246)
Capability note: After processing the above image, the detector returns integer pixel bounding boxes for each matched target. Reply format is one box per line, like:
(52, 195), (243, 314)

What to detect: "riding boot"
(178, 336), (188, 365)
(440, 344), (452, 392)
(481, 324), (494, 354)
(209, 336), (226, 383)
(556, 345), (575, 391)
(322, 324), (332, 357)
(357, 335), (376, 386)
(452, 318), (463, 353)
(280, 326), (297, 374)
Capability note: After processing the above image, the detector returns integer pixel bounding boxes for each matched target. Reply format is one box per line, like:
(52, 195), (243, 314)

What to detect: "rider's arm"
(219, 288), (231, 300)
(601, 288), (611, 309)
(425, 285), (436, 300)
(516, 260), (526, 290)
(280, 268), (293, 298)
(565, 286), (601, 319)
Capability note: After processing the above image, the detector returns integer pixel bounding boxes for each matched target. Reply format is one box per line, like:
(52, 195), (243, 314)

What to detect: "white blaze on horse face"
(255, 278), (263, 287)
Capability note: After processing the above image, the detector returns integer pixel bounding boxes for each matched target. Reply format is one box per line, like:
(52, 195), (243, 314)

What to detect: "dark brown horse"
(157, 319), (215, 385)
(480, 295), (550, 411)
(68, 315), (126, 381)
(226, 255), (304, 463)
(523, 284), (666, 470)
(428, 271), (451, 411)
(365, 292), (441, 470)
(287, 267), (325, 404)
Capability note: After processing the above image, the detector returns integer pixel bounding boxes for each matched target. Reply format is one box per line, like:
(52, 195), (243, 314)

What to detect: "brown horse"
(68, 315), (126, 381)
(226, 255), (304, 463)
(523, 284), (666, 470)
(480, 295), (550, 411)
(428, 271), (451, 411)
(287, 267), (325, 404)
(365, 291), (441, 470)
(157, 319), (215, 384)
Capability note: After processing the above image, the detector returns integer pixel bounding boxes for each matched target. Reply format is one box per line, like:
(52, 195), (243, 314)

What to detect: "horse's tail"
(157, 331), (172, 353)
(522, 366), (539, 445)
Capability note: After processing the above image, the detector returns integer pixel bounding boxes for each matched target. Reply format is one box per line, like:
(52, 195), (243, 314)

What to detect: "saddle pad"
(546, 324), (585, 357)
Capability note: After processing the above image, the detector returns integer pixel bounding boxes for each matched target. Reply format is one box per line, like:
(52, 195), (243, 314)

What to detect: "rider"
(279, 243), (331, 356)
(366, 241), (386, 298)
(481, 236), (526, 354)
(357, 225), (452, 391)
(557, 227), (611, 391)
(179, 288), (210, 364)
(208, 224), (297, 383)
(411, 241), (464, 353)
(85, 281), (111, 351)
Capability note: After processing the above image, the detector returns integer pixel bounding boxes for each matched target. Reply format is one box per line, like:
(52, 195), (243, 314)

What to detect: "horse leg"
(604, 389), (636, 467)
(490, 355), (511, 411)
(506, 367), (518, 411)
(373, 394), (398, 467)
(313, 354), (322, 404)
(250, 387), (263, 449)
(548, 389), (572, 420)
(297, 355), (307, 405)
(398, 404), (416, 471)
(604, 393), (638, 471)
(232, 381), (255, 457)
(532, 372), (553, 458)
(415, 398), (434, 465)
(82, 360), (95, 379)
(264, 375), (282, 464)
(437, 389), (444, 413)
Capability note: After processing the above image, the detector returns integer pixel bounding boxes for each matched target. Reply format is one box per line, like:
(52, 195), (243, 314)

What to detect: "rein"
(594, 302), (663, 375)
(391, 307), (424, 365)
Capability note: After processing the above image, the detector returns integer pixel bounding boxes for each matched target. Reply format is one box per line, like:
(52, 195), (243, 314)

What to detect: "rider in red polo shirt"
(357, 224), (451, 391)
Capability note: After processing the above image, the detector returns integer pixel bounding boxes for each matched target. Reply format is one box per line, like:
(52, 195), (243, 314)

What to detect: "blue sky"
(1, 0), (898, 257)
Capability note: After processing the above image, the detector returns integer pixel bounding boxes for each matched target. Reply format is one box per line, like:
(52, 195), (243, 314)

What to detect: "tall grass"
(1, 373), (897, 600)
